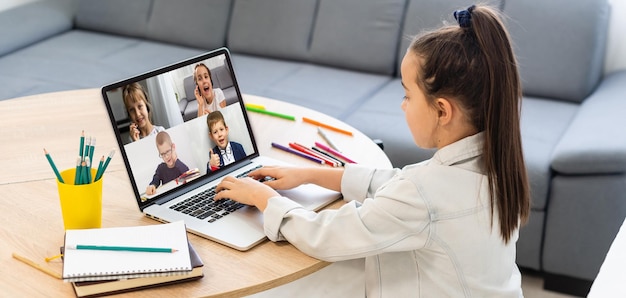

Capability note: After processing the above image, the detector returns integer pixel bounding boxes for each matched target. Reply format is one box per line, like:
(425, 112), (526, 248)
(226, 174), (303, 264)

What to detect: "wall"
(605, 0), (626, 74)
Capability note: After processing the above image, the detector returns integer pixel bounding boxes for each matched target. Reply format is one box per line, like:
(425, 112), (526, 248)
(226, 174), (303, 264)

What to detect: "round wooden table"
(0, 89), (392, 297)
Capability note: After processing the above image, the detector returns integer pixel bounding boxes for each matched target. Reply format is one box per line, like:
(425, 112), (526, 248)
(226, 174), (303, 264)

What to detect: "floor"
(521, 270), (578, 298)
(249, 259), (582, 297)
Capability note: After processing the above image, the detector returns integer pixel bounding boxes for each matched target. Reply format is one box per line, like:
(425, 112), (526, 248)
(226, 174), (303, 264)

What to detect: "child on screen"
(146, 131), (189, 195)
(206, 111), (246, 172)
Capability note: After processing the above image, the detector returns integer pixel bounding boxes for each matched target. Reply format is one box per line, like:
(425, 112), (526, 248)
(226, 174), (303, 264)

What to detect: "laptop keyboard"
(169, 165), (264, 223)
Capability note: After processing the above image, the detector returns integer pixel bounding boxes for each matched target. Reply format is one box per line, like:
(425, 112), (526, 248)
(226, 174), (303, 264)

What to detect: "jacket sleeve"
(263, 170), (430, 262)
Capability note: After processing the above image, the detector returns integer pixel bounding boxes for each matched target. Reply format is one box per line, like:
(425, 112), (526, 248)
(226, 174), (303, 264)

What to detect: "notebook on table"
(62, 221), (192, 282)
(72, 239), (203, 297)
(101, 47), (340, 251)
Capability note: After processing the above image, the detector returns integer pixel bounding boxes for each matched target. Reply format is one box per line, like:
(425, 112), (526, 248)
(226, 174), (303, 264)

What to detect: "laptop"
(101, 47), (340, 251)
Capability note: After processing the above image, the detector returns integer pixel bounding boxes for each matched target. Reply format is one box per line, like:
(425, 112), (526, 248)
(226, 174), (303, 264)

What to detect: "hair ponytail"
(410, 5), (529, 243)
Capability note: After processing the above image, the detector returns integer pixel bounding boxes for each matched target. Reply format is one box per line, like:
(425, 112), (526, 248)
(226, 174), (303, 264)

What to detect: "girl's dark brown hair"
(409, 4), (529, 243)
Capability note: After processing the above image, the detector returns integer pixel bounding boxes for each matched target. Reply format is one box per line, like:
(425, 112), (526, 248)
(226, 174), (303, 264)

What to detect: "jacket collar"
(431, 132), (484, 166)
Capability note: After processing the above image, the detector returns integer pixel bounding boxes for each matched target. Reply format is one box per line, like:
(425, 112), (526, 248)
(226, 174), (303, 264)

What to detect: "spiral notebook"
(62, 221), (192, 282)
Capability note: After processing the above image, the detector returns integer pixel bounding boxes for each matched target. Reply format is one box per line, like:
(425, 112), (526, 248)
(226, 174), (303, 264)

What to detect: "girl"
(215, 4), (529, 297)
(194, 63), (226, 117)
(122, 82), (164, 142)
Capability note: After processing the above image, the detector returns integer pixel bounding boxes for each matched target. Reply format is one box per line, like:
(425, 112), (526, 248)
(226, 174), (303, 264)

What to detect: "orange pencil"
(302, 117), (353, 136)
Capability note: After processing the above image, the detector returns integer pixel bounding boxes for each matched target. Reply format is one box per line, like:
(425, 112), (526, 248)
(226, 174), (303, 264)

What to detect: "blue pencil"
(44, 148), (64, 183)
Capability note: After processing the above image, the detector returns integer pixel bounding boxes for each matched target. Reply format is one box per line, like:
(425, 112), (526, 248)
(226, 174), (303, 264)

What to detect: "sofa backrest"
(503, 0), (610, 103)
(227, 0), (317, 62)
(75, 0), (232, 51)
(308, 0), (406, 75)
(228, 0), (406, 75)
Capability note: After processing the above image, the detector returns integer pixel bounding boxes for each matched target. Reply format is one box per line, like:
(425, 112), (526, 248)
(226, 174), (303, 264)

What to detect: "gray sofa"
(2, 0), (625, 296)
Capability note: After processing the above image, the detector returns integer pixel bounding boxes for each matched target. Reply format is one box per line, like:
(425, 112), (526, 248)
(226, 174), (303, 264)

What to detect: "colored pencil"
(85, 157), (92, 183)
(44, 148), (64, 183)
(289, 142), (338, 167)
(312, 146), (345, 166)
(68, 245), (177, 253)
(244, 103), (266, 110)
(74, 156), (81, 185)
(94, 155), (105, 182)
(271, 142), (324, 164)
(317, 127), (341, 152)
(246, 106), (296, 121)
(315, 142), (357, 164)
(302, 117), (353, 136)
(95, 150), (115, 181)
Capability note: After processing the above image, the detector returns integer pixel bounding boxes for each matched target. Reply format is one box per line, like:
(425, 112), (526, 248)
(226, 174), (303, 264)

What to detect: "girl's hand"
(130, 122), (140, 141)
(246, 166), (307, 190)
(215, 176), (279, 211)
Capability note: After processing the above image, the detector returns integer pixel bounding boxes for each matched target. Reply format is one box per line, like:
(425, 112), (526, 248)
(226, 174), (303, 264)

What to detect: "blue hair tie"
(454, 5), (475, 28)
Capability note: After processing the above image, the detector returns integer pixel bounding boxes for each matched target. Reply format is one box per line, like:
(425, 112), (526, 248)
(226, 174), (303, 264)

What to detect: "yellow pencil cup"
(56, 168), (103, 230)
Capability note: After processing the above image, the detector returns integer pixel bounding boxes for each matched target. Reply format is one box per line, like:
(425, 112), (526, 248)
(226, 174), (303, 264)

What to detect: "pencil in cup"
(44, 148), (64, 183)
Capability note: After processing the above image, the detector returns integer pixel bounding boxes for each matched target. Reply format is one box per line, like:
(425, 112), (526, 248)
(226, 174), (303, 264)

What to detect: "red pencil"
(289, 143), (338, 167)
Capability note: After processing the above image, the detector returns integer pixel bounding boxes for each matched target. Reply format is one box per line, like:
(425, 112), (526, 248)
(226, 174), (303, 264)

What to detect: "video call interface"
(104, 53), (255, 206)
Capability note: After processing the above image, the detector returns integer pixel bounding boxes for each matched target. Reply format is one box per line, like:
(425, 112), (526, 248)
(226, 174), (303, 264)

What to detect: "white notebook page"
(63, 221), (191, 281)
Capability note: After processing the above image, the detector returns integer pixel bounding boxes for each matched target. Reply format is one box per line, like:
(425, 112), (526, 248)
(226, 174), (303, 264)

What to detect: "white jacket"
(263, 133), (523, 297)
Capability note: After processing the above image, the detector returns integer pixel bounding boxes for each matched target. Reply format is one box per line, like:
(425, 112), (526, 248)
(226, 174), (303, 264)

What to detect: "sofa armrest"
(551, 70), (626, 175)
(0, 0), (74, 56)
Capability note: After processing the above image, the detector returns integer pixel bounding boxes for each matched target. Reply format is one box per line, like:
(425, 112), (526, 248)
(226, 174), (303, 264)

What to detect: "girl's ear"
(435, 97), (453, 125)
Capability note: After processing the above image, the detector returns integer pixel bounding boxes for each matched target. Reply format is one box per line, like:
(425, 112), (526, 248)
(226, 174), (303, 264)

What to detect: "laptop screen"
(101, 48), (258, 210)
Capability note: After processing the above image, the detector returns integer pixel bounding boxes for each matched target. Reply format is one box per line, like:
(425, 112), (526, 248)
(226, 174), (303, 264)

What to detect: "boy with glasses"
(146, 131), (190, 195)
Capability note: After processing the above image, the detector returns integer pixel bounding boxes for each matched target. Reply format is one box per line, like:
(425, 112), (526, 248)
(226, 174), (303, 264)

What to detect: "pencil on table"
(302, 117), (353, 136)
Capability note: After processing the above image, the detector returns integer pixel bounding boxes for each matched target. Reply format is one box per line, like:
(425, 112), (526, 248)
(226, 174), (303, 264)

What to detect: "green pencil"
(44, 148), (64, 183)
(245, 106), (295, 121)
(70, 245), (177, 253)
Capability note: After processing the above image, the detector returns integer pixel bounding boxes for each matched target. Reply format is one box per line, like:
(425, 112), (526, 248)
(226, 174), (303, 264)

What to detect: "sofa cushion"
(309, 0), (405, 75)
(146, 0), (231, 50)
(75, 0), (152, 38)
(257, 64), (391, 120)
(228, 0), (317, 61)
(550, 70), (626, 175)
(520, 97), (578, 210)
(504, 0), (610, 103)
(0, 1), (74, 57)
